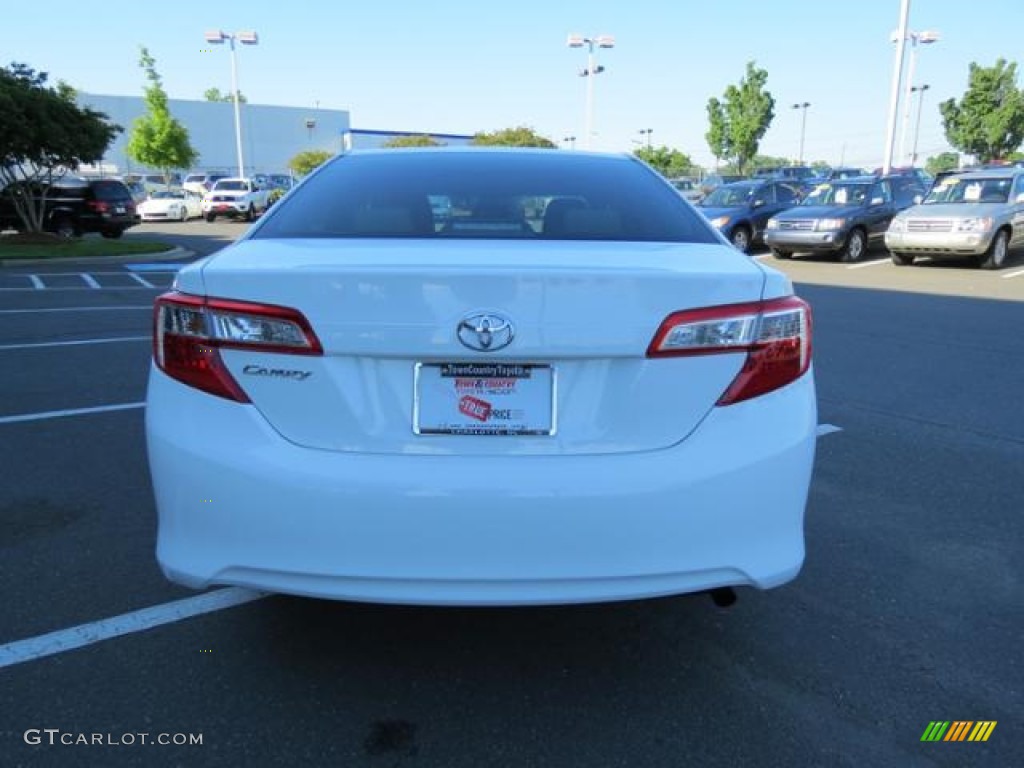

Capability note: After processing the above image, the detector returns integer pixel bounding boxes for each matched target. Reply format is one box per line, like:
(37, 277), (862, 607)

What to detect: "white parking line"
(0, 588), (268, 669)
(846, 258), (890, 270)
(0, 306), (152, 314)
(816, 423), (843, 437)
(128, 272), (156, 288)
(0, 402), (145, 425)
(0, 336), (148, 351)
(28, 274), (44, 290)
(80, 273), (101, 289)
(1001, 267), (1024, 279)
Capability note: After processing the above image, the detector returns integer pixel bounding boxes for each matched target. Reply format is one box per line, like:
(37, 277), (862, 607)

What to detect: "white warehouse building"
(79, 93), (351, 177)
(77, 94), (474, 177)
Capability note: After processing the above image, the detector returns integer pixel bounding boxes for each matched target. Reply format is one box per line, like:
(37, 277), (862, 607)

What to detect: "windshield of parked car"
(151, 191), (185, 200)
(923, 177), (1011, 204)
(700, 184), (755, 207)
(253, 151), (719, 243)
(800, 182), (870, 206)
(214, 180), (250, 191)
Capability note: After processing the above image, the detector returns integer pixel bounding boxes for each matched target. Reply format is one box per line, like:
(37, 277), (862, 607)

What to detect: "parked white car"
(147, 149), (816, 607)
(137, 190), (203, 222)
(201, 178), (271, 222)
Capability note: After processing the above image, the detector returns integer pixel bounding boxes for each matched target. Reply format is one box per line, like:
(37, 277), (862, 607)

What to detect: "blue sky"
(3, 1), (1022, 168)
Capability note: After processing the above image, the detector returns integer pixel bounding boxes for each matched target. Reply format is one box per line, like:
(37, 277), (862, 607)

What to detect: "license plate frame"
(413, 362), (556, 436)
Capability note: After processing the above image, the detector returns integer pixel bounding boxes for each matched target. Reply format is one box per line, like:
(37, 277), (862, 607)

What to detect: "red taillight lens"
(153, 292), (323, 402)
(87, 200), (109, 213)
(647, 296), (812, 405)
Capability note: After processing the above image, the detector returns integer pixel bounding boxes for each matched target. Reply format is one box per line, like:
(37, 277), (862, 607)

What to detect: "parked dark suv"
(0, 177), (140, 238)
(764, 175), (925, 262)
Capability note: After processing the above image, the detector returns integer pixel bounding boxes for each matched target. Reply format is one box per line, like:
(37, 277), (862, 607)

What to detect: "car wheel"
(52, 216), (78, 239)
(205, 213), (216, 223)
(770, 248), (793, 260)
(891, 251), (914, 266)
(978, 230), (1009, 270)
(179, 206), (188, 222)
(101, 228), (124, 239)
(839, 228), (866, 263)
(729, 225), (752, 253)
(245, 204), (255, 222)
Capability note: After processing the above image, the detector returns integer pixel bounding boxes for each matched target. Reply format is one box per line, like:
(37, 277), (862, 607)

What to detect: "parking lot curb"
(0, 246), (193, 268)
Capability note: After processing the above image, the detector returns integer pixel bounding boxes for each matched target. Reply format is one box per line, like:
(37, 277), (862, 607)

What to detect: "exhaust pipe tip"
(709, 587), (737, 608)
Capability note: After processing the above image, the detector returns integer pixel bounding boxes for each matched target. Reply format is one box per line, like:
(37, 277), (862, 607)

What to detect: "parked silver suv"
(885, 168), (1024, 269)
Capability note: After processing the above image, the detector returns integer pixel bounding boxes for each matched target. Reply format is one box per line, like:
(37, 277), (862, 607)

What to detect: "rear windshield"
(252, 151), (719, 243)
(90, 181), (132, 201)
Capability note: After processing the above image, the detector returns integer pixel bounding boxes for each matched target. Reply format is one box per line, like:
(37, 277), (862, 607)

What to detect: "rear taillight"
(153, 292), (323, 402)
(87, 200), (109, 213)
(647, 296), (812, 405)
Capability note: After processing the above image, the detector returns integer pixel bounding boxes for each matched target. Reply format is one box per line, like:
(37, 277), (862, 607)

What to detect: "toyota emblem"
(457, 312), (514, 352)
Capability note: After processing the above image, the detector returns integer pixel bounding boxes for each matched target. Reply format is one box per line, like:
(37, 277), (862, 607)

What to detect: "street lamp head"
(595, 35), (615, 48)
(237, 30), (259, 45)
(918, 30), (940, 44)
(204, 30), (227, 44)
(911, 84), (931, 93)
(567, 34), (585, 48)
(792, 102), (810, 109)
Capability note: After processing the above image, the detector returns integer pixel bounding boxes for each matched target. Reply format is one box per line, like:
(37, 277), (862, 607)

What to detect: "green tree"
(634, 146), (695, 178)
(204, 87), (246, 103)
(0, 62), (120, 233)
(127, 47), (198, 184)
(940, 59), (1024, 163)
(288, 149), (332, 177)
(471, 126), (556, 148)
(382, 134), (445, 148)
(705, 62), (775, 174)
(925, 152), (960, 175)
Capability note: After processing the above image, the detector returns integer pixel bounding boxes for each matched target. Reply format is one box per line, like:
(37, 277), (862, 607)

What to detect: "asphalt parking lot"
(1, 221), (1021, 767)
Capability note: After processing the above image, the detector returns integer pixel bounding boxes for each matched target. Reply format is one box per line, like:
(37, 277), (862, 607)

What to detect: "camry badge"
(457, 312), (514, 352)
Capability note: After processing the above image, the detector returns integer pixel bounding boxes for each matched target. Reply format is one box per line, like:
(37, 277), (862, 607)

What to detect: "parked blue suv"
(694, 179), (804, 252)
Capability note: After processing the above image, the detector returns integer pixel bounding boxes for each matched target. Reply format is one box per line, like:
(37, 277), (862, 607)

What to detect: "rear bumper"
(146, 367), (817, 606)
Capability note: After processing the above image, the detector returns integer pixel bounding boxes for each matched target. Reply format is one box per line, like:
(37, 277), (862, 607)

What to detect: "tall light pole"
(792, 102), (811, 165)
(882, 0), (912, 175)
(204, 29), (259, 178)
(910, 84), (931, 167)
(894, 29), (940, 165)
(638, 128), (653, 149)
(567, 34), (614, 150)
(562, 135), (577, 150)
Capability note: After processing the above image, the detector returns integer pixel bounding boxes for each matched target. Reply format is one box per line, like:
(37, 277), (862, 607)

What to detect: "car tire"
(729, 225), (752, 253)
(891, 251), (914, 266)
(205, 213), (216, 223)
(978, 230), (1009, 270)
(770, 248), (793, 260)
(179, 206), (188, 222)
(245, 204), (255, 222)
(101, 228), (124, 239)
(839, 228), (866, 263)
(52, 216), (78, 239)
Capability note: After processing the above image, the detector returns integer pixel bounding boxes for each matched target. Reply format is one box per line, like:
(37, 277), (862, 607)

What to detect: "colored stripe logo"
(920, 721), (996, 742)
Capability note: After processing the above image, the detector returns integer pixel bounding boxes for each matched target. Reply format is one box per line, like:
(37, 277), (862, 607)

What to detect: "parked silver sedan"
(885, 168), (1024, 269)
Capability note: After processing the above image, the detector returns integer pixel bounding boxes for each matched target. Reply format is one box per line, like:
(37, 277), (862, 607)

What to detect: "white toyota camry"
(146, 148), (817, 606)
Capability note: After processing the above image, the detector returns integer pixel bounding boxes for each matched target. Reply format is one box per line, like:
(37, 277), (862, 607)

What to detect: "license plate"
(216, 205), (230, 212)
(115, 206), (125, 214)
(413, 363), (555, 436)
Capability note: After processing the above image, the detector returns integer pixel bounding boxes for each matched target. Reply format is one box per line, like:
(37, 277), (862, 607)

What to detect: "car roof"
(947, 169), (1020, 180)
